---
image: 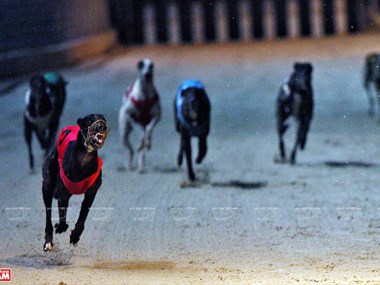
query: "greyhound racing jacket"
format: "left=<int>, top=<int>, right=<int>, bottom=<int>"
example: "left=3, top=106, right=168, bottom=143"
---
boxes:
left=125, top=84, right=159, bottom=126
left=57, top=125, right=103, bottom=195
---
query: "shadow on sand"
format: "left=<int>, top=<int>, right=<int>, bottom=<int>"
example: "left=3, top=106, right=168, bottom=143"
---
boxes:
left=210, top=180, right=268, bottom=190
left=323, top=160, right=377, bottom=168
left=1, top=251, right=73, bottom=269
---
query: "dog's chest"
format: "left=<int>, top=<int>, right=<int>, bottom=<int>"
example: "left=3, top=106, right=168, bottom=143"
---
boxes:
left=25, top=89, right=54, bottom=130
left=123, top=81, right=159, bottom=125
left=292, top=92, right=302, bottom=118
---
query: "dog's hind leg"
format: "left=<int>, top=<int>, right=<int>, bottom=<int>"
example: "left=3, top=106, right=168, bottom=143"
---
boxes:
left=196, top=136, right=207, bottom=164
left=42, top=151, right=58, bottom=251
left=137, top=135, right=146, bottom=173
left=24, top=117, right=35, bottom=174
left=42, top=180, right=54, bottom=251
left=120, top=119, right=134, bottom=170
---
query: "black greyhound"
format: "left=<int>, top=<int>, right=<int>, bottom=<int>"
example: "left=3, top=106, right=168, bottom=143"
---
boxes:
left=364, top=53, right=380, bottom=118
left=42, top=114, right=109, bottom=251
left=174, top=80, right=211, bottom=181
left=276, top=63, right=314, bottom=164
left=24, top=72, right=67, bottom=173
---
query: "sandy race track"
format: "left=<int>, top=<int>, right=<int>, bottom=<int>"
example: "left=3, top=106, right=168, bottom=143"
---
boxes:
left=1, top=33, right=380, bottom=284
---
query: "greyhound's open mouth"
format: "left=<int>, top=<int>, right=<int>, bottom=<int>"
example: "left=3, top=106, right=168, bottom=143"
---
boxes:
left=83, top=119, right=110, bottom=151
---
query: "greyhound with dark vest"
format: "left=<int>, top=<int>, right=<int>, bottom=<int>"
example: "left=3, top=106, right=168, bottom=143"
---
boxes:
left=24, top=72, right=67, bottom=174
left=119, top=59, right=161, bottom=172
left=174, top=80, right=211, bottom=181
left=276, top=63, right=314, bottom=164
left=42, top=114, right=109, bottom=251
left=364, top=53, right=380, bottom=118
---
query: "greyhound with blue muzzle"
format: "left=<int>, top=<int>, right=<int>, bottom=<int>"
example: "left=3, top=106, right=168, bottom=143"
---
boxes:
left=174, top=80, right=211, bottom=181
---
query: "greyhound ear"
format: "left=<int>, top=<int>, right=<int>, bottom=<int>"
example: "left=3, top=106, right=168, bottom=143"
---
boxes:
left=294, top=63, right=302, bottom=71
left=77, top=118, right=83, bottom=126
left=137, top=60, right=144, bottom=70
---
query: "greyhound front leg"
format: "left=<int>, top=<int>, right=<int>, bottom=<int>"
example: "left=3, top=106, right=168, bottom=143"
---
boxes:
left=183, top=135, right=195, bottom=181
left=55, top=193, right=70, bottom=234
left=277, top=120, right=288, bottom=162
left=196, top=136, right=207, bottom=164
left=24, top=118, right=34, bottom=174
left=290, top=123, right=304, bottom=165
left=143, top=115, right=160, bottom=150
left=177, top=138, right=184, bottom=167
left=42, top=180, right=54, bottom=251
left=137, top=138, right=146, bottom=173
left=70, top=190, right=97, bottom=245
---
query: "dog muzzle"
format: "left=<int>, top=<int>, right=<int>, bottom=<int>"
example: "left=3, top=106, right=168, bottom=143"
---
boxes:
left=82, top=119, right=110, bottom=152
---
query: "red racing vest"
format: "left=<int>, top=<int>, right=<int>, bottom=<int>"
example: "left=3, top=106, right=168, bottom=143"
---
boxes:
left=57, top=125, right=103, bottom=195
left=125, top=84, right=158, bottom=126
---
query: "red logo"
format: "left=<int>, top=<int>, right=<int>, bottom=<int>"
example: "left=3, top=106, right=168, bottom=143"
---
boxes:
left=0, top=269, right=11, bottom=282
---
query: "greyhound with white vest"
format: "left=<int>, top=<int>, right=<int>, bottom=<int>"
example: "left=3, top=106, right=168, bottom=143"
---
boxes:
left=118, top=59, right=161, bottom=172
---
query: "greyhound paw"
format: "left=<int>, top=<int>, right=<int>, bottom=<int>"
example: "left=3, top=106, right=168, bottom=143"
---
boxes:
left=137, top=142, right=144, bottom=152
left=43, top=242, right=54, bottom=252
left=54, top=223, right=69, bottom=234
left=127, top=163, right=134, bottom=171
left=195, top=156, right=204, bottom=164
left=177, top=157, right=183, bottom=167
left=189, top=172, right=196, bottom=182
left=273, top=155, right=287, bottom=164
left=70, top=232, right=80, bottom=245
left=137, top=167, right=146, bottom=174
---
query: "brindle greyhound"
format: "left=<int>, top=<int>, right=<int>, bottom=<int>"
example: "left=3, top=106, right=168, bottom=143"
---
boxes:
left=174, top=80, right=211, bottom=181
left=276, top=63, right=314, bottom=164
left=119, top=59, right=161, bottom=172
left=364, top=53, right=380, bottom=118
left=24, top=72, right=67, bottom=174
left=42, top=114, right=109, bottom=251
